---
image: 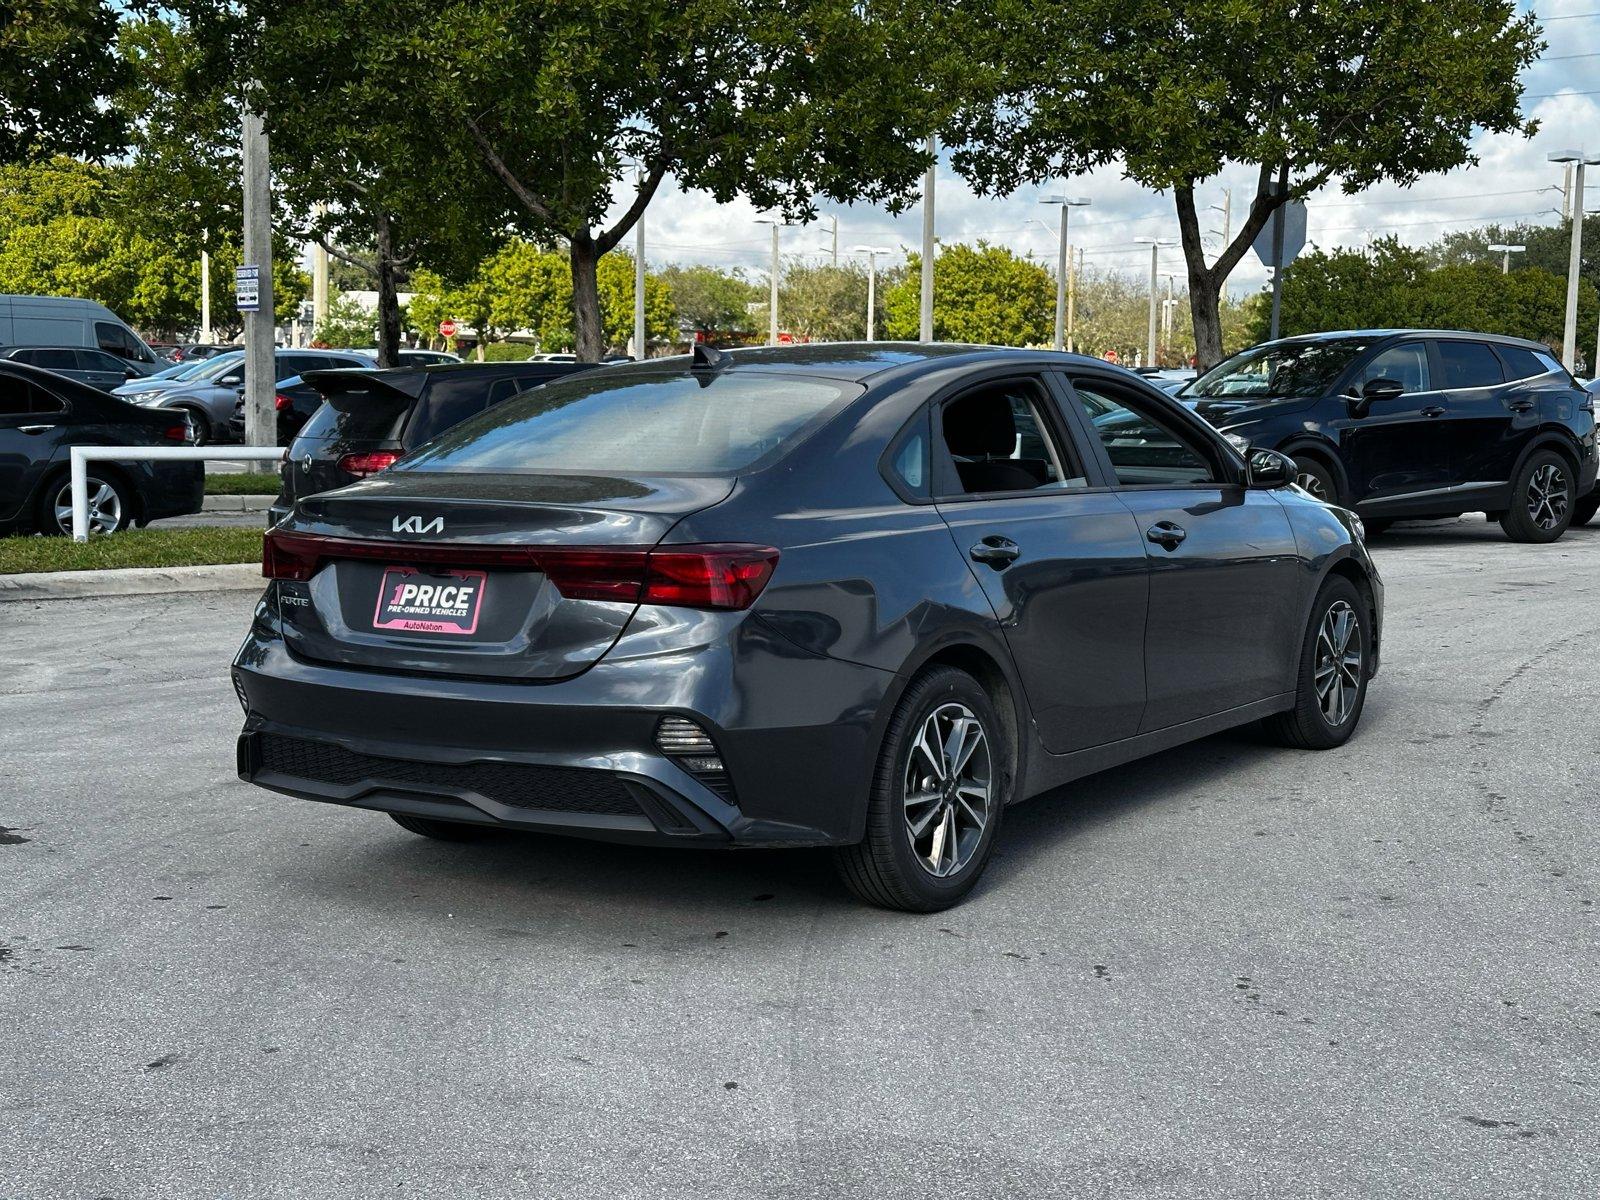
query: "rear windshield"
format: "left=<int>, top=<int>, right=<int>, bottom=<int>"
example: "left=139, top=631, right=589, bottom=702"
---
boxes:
left=398, top=370, right=856, bottom=475
left=296, top=385, right=410, bottom=444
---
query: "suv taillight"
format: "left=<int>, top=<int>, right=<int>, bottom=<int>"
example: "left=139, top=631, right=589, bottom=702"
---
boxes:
left=163, top=421, right=192, bottom=443
left=261, top=532, right=779, bottom=610
left=336, top=451, right=400, bottom=477
left=273, top=393, right=292, bottom=411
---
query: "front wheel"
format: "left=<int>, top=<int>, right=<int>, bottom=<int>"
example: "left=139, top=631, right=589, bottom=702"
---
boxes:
left=1293, top=458, right=1340, bottom=505
left=1262, top=574, right=1371, bottom=750
left=1499, top=449, right=1573, bottom=543
left=834, top=667, right=1009, bottom=912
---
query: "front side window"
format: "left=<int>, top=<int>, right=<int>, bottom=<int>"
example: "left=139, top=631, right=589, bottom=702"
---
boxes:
left=1437, top=341, right=1504, bottom=390
left=938, top=379, right=1081, bottom=496
left=1357, top=343, right=1431, bottom=394
left=1072, top=380, right=1221, bottom=486
left=1189, top=338, right=1372, bottom=400
left=400, top=370, right=855, bottom=475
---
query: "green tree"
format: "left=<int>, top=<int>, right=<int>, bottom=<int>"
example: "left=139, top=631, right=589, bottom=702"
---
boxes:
left=656, top=265, right=763, bottom=337
left=1, top=0, right=127, bottom=165
left=313, top=294, right=377, bottom=349
left=882, top=243, right=1053, bottom=346
left=1432, top=216, right=1600, bottom=298
left=780, top=262, right=872, bottom=341
left=192, top=0, right=951, bottom=361
left=942, top=0, right=1541, bottom=366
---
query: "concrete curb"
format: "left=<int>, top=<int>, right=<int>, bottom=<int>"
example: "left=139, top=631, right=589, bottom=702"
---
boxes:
left=202, top=495, right=271, bottom=512
left=0, top=562, right=264, bottom=603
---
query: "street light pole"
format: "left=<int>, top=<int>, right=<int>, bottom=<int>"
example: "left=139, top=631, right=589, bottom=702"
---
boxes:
left=634, top=169, right=647, bottom=361
left=1067, top=247, right=1082, bottom=353
left=1487, top=243, right=1526, bottom=275
left=241, top=109, right=275, bottom=470
left=756, top=219, right=785, bottom=346
left=1134, top=237, right=1174, bottom=367
left=1549, top=150, right=1597, bottom=371
left=200, top=240, right=212, bottom=344
left=1039, top=195, right=1090, bottom=351
left=852, top=246, right=892, bottom=342
left=920, top=135, right=935, bottom=343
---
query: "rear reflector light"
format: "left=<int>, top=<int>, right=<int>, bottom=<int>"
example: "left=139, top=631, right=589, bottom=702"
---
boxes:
left=337, top=451, right=400, bottom=477
left=261, top=532, right=779, bottom=610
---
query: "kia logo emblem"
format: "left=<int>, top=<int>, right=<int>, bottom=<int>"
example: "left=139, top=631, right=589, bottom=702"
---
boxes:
left=393, top=515, right=445, bottom=534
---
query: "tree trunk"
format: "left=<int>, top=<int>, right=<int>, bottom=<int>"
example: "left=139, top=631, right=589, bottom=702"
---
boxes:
left=569, top=233, right=604, bottom=362
left=374, top=213, right=402, bottom=368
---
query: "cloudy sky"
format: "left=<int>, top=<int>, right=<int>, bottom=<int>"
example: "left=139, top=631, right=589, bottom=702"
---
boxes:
left=623, top=0, right=1600, bottom=297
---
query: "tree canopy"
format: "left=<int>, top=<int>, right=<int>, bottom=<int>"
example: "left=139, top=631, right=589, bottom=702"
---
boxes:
left=0, top=0, right=127, bottom=166
left=883, top=243, right=1053, bottom=346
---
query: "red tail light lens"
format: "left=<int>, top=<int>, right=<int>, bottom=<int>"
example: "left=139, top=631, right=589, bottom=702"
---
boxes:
left=163, top=423, right=192, bottom=443
left=261, top=532, right=779, bottom=610
left=337, top=451, right=401, bottom=477
left=273, top=392, right=292, bottom=411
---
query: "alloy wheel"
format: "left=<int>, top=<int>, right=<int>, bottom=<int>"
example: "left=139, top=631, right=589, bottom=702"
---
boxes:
left=1295, top=470, right=1330, bottom=501
left=903, top=702, right=992, bottom=878
left=1314, top=600, right=1363, bottom=727
left=53, top=477, right=123, bottom=535
left=1526, top=462, right=1569, bottom=531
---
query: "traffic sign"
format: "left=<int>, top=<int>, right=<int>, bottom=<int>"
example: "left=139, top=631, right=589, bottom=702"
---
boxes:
left=234, top=265, right=260, bottom=312
left=1253, top=202, right=1307, bottom=269
left=438, top=319, right=457, bottom=338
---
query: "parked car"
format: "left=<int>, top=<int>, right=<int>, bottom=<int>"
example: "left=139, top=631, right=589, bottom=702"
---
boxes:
left=0, top=361, right=201, bottom=536
left=0, top=295, right=164, bottom=371
left=114, top=351, right=242, bottom=400
left=396, top=349, right=461, bottom=366
left=233, top=342, right=1381, bottom=911
left=528, top=352, right=579, bottom=363
left=1182, top=330, right=1598, bottom=542
left=0, top=345, right=156, bottom=390
left=264, top=360, right=593, bottom=522
left=122, top=348, right=371, bottom=445
left=179, top=344, right=237, bottom=362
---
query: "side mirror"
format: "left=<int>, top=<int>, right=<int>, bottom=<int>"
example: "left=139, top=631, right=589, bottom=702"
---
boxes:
left=1246, top=448, right=1296, bottom=489
left=1350, top=376, right=1403, bottom=417
left=219, top=373, right=242, bottom=387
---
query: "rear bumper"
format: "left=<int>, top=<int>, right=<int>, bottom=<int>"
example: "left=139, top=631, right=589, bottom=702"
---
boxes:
left=135, top=460, right=204, bottom=522
left=231, top=609, right=895, bottom=848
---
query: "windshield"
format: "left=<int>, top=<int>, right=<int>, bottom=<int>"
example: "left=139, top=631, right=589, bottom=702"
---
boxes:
left=186, top=352, right=245, bottom=381
left=400, top=370, right=855, bottom=476
left=1187, top=339, right=1372, bottom=400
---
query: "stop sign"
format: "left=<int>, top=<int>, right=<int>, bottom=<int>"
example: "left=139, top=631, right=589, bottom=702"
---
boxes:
left=439, top=319, right=457, bottom=338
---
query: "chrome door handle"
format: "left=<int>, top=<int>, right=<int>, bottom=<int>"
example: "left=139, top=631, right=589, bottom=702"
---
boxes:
left=1145, top=521, right=1187, bottom=549
left=18, top=424, right=56, bottom=434
left=969, top=535, right=1020, bottom=568
left=1508, top=400, right=1534, bottom=413
left=1420, top=406, right=1446, bottom=418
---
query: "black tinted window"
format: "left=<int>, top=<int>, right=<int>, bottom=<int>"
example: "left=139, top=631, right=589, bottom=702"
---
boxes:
left=32, top=349, right=77, bottom=370
left=1357, top=343, right=1431, bottom=394
left=0, top=376, right=64, bottom=415
left=1437, top=342, right=1504, bottom=389
left=1496, top=345, right=1552, bottom=382
left=1190, top=339, right=1371, bottom=399
left=1073, top=379, right=1221, bottom=486
left=296, top=387, right=409, bottom=444
left=94, top=321, right=140, bottom=359
left=405, top=375, right=521, bottom=448
left=402, top=371, right=853, bottom=475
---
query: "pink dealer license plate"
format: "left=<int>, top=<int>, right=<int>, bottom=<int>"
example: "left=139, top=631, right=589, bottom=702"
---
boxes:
left=373, top=567, right=487, bottom=636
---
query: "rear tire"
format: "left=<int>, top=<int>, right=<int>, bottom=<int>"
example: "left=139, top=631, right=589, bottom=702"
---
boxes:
left=38, top=471, right=133, bottom=536
left=1262, top=574, right=1370, bottom=751
left=1499, top=449, right=1573, bottom=543
left=388, top=812, right=500, bottom=842
left=1293, top=457, right=1340, bottom=505
left=1570, top=493, right=1600, bottom=528
left=834, top=666, right=1009, bottom=912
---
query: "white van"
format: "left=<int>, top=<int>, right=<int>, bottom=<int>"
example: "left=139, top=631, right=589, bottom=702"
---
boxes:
left=0, top=295, right=162, bottom=370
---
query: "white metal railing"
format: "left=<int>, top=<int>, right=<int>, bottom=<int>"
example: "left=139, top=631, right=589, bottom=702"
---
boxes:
left=69, top=446, right=285, bottom=542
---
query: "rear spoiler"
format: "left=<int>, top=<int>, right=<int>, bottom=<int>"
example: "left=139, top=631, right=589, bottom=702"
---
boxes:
left=300, top=368, right=428, bottom=405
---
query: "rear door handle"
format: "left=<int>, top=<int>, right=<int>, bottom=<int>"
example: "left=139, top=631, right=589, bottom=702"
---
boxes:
left=1420, top=406, right=1446, bottom=418
left=18, top=424, right=56, bottom=434
left=1145, top=521, right=1187, bottom=549
left=969, top=535, right=1020, bottom=568
left=1508, top=400, right=1534, bottom=413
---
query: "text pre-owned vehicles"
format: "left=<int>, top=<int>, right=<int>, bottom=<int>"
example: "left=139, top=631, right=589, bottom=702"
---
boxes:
left=0, top=345, right=156, bottom=390
left=233, top=343, right=1382, bottom=911
left=264, top=360, right=594, bottom=524
left=1184, top=331, right=1597, bottom=542
left=0, top=361, right=201, bottom=536
left=125, top=348, right=372, bottom=445
left=0, top=295, right=163, bottom=373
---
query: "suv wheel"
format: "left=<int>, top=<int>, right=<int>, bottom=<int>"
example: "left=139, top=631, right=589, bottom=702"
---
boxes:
left=1263, top=574, right=1370, bottom=750
left=1500, top=449, right=1573, bottom=543
left=41, top=472, right=132, bottom=536
left=835, top=667, right=1008, bottom=912
left=1294, top=458, right=1339, bottom=504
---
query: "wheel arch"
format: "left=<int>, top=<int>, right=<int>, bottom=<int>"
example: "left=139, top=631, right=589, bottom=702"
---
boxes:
left=1312, top=550, right=1380, bottom=675
left=1278, top=437, right=1350, bottom=503
left=1510, top=428, right=1582, bottom=487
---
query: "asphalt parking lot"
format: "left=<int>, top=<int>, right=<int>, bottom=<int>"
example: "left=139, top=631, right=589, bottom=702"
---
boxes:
left=3, top=518, right=1597, bottom=1198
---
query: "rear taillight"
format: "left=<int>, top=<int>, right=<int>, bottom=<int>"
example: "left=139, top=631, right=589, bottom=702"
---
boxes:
left=163, top=422, right=192, bottom=443
left=261, top=532, right=779, bottom=610
left=337, top=451, right=400, bottom=477
left=274, top=393, right=292, bottom=411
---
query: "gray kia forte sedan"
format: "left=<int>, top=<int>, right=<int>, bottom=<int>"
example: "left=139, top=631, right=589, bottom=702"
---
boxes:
left=233, top=343, right=1382, bottom=910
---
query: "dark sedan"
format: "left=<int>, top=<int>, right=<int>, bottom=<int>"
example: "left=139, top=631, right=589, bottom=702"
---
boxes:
left=233, top=343, right=1382, bottom=911
left=0, top=361, right=202, bottom=536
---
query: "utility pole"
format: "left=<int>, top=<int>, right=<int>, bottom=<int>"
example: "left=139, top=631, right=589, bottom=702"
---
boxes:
left=1163, top=274, right=1176, bottom=349
left=757, top=218, right=784, bottom=346
left=241, top=110, right=275, bottom=470
left=1066, top=247, right=1081, bottom=353
left=311, top=202, right=329, bottom=345
left=199, top=238, right=212, bottom=344
left=829, top=215, right=838, bottom=267
left=920, top=135, right=935, bottom=343
left=1134, top=238, right=1174, bottom=366
left=634, top=169, right=647, bottom=361
left=1039, top=195, right=1090, bottom=351
left=1549, top=150, right=1595, bottom=371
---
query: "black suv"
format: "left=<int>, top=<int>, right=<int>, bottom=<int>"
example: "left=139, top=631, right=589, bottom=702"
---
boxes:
left=267, top=360, right=592, bottom=525
left=1184, top=331, right=1598, bottom=542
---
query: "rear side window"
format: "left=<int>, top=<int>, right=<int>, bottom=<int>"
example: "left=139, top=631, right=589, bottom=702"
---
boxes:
left=401, top=371, right=855, bottom=475
left=1437, top=341, right=1504, bottom=389
left=1496, top=345, right=1555, bottom=382
left=1357, top=343, right=1430, bottom=394
left=405, top=375, right=522, bottom=448
left=0, top=376, right=65, bottom=415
